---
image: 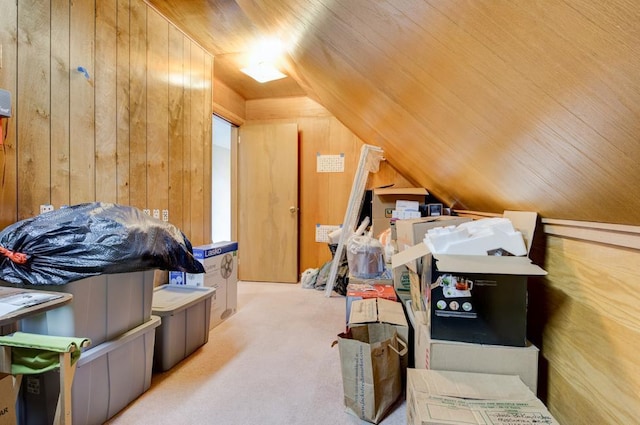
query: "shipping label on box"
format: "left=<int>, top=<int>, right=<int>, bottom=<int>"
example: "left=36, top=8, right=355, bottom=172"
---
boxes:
left=407, top=369, right=558, bottom=425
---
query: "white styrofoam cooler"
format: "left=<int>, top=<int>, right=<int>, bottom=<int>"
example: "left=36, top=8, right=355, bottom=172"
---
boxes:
left=152, top=284, right=215, bottom=371
left=18, top=316, right=160, bottom=425
left=17, top=270, right=155, bottom=347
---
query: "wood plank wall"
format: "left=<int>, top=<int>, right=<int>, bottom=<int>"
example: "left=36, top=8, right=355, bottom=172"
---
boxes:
left=4, top=2, right=638, bottom=423
left=0, top=0, right=213, bottom=247
left=528, top=225, right=640, bottom=424
left=245, top=97, right=414, bottom=273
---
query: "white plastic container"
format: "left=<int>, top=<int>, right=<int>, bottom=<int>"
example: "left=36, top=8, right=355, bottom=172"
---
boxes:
left=18, top=270, right=155, bottom=347
left=152, top=284, right=215, bottom=371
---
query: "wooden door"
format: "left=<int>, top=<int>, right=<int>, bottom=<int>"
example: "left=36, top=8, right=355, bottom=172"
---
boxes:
left=238, top=122, right=299, bottom=282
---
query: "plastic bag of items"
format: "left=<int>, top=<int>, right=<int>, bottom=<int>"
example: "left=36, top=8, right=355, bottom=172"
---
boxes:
left=0, top=202, right=205, bottom=285
left=346, top=234, right=385, bottom=279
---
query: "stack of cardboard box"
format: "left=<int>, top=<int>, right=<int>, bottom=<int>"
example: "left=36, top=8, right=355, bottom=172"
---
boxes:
left=391, top=212, right=546, bottom=394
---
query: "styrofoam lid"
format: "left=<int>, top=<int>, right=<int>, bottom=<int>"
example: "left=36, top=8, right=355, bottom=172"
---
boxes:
left=434, top=254, right=547, bottom=275
left=152, top=284, right=215, bottom=315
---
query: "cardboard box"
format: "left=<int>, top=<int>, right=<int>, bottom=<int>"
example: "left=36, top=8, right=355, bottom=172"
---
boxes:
left=0, top=374, right=16, bottom=425
left=371, top=188, right=427, bottom=236
left=392, top=248, right=429, bottom=322
left=395, top=216, right=472, bottom=253
left=349, top=297, right=410, bottom=376
left=348, top=297, right=408, bottom=348
left=429, top=254, right=545, bottom=346
left=392, top=212, right=546, bottom=346
left=406, top=369, right=559, bottom=425
left=345, top=281, right=396, bottom=324
left=406, top=300, right=539, bottom=393
left=347, top=274, right=393, bottom=287
left=170, top=241, right=238, bottom=329
left=392, top=264, right=411, bottom=292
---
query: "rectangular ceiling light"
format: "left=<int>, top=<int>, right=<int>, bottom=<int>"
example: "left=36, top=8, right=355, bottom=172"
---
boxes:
left=241, top=62, right=287, bottom=83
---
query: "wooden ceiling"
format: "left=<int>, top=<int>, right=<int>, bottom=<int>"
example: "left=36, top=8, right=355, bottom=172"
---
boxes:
left=147, top=0, right=640, bottom=226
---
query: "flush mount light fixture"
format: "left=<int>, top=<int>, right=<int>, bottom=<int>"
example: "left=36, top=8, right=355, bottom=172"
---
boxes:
left=240, top=61, right=287, bottom=83
left=240, top=37, right=288, bottom=83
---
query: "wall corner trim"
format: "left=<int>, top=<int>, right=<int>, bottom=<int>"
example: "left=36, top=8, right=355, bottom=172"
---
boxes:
left=542, top=218, right=640, bottom=250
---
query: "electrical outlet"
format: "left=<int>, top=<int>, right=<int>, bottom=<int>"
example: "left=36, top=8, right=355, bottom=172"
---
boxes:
left=153, top=209, right=160, bottom=219
left=162, top=209, right=169, bottom=222
left=143, top=209, right=151, bottom=215
left=40, top=204, right=54, bottom=214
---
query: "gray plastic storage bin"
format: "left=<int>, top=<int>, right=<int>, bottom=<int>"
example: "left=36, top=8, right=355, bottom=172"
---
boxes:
left=152, top=284, right=215, bottom=371
left=18, top=315, right=160, bottom=425
left=18, top=270, right=155, bottom=347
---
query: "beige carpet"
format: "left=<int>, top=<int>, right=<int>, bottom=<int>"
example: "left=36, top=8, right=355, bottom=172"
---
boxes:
left=105, top=281, right=407, bottom=425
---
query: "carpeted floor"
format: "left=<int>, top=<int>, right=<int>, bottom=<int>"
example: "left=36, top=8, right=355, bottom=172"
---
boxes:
left=105, top=281, right=407, bottom=425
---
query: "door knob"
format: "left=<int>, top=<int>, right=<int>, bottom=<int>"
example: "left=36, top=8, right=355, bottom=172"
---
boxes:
left=289, top=206, right=298, bottom=213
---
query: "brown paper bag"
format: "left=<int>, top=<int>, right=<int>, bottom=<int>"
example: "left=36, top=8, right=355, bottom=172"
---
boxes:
left=337, top=322, right=408, bottom=424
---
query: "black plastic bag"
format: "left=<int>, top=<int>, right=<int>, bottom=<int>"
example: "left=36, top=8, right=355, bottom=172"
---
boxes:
left=0, top=202, right=205, bottom=286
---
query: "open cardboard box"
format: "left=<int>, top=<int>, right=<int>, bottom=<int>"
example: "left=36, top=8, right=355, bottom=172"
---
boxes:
left=405, top=299, right=539, bottom=394
left=345, top=280, right=396, bottom=324
left=391, top=211, right=546, bottom=346
left=406, top=369, right=559, bottom=425
left=348, top=297, right=410, bottom=374
left=348, top=297, right=408, bottom=345
left=371, top=187, right=428, bottom=237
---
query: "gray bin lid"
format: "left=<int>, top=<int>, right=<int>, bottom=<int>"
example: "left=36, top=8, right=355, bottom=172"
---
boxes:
left=152, top=284, right=215, bottom=316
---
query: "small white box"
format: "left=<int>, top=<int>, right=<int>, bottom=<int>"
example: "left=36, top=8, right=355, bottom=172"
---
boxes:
left=395, top=200, right=420, bottom=212
left=169, top=241, right=238, bottom=329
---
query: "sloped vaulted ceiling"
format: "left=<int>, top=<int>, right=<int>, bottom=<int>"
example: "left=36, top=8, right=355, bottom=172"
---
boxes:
left=149, top=0, right=640, bottom=225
